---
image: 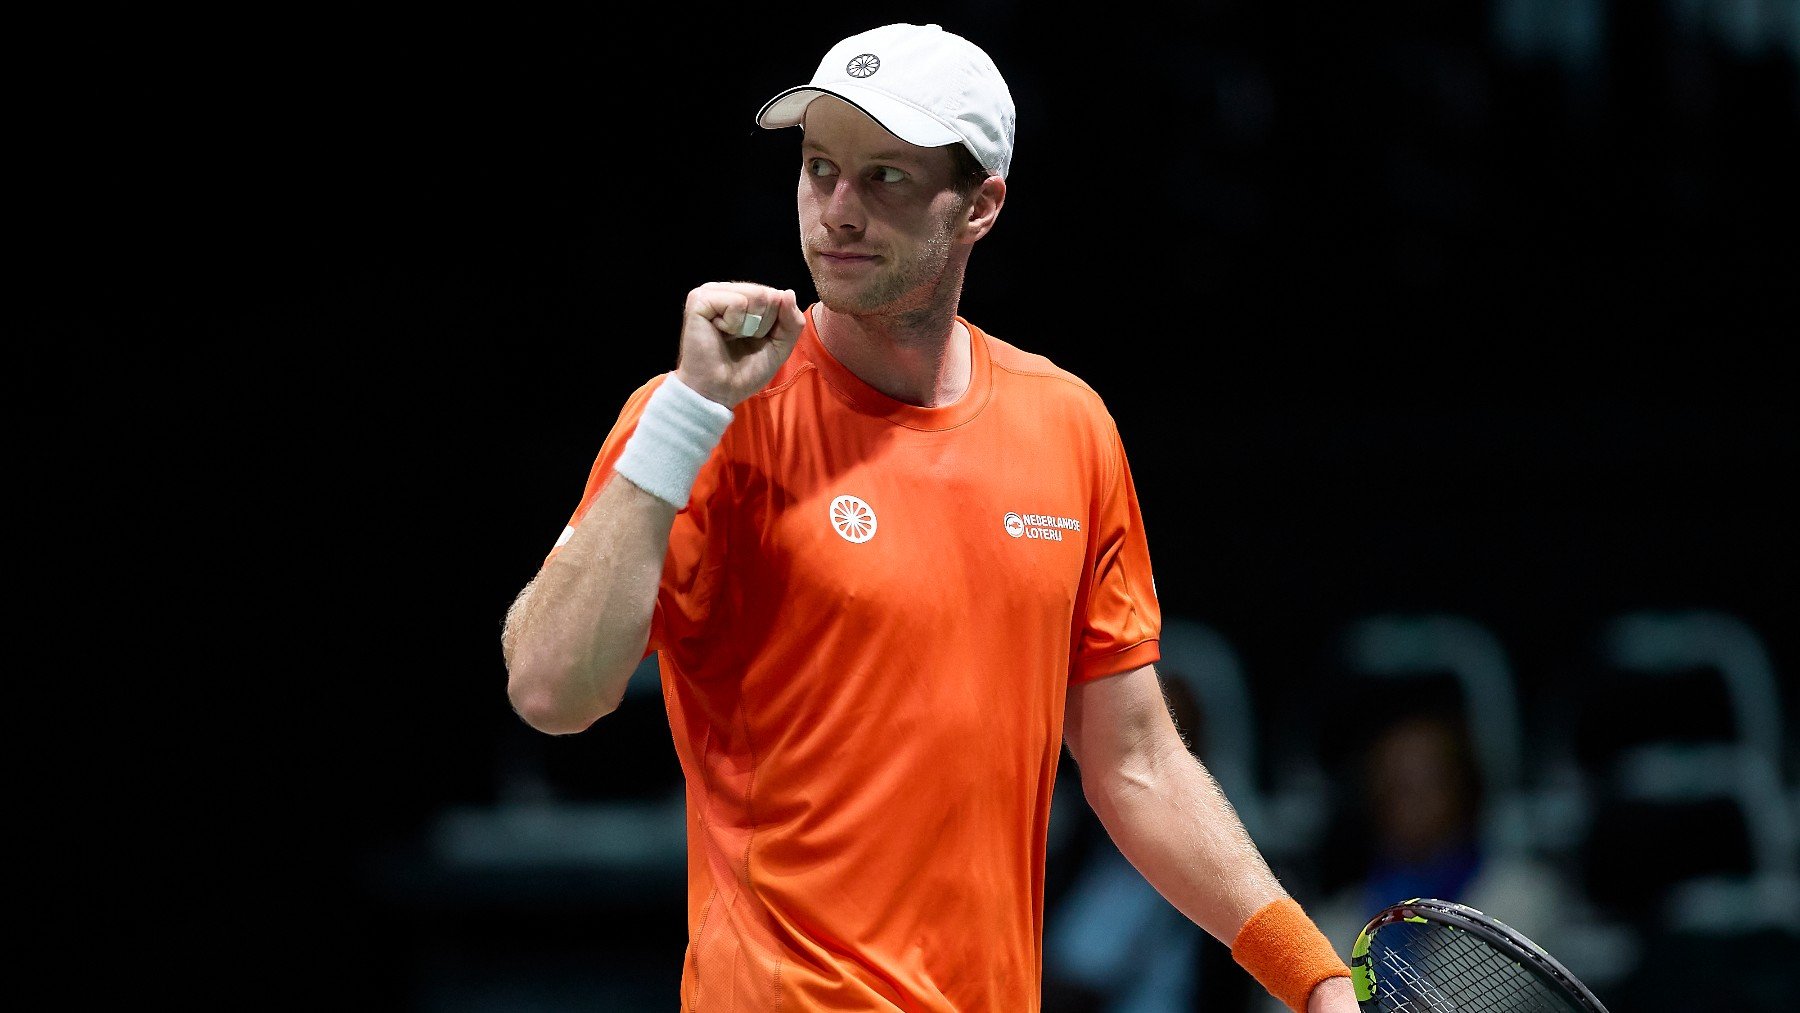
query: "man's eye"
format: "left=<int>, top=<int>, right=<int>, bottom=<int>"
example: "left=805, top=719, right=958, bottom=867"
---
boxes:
left=873, top=166, right=905, bottom=183
left=807, top=158, right=837, bottom=178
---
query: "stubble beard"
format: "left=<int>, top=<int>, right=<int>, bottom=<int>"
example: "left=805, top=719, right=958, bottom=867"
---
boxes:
left=806, top=211, right=961, bottom=319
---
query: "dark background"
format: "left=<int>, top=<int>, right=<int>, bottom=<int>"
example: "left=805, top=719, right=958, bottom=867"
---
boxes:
left=21, top=3, right=1794, bottom=1010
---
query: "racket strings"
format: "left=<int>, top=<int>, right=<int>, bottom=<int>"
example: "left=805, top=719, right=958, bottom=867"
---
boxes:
left=1369, top=922, right=1584, bottom=1013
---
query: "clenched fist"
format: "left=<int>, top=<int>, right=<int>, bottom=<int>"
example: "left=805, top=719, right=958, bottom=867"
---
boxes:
left=675, top=282, right=808, bottom=408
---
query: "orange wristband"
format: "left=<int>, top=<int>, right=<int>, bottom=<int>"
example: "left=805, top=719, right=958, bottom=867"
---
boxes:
left=1230, top=896, right=1352, bottom=1013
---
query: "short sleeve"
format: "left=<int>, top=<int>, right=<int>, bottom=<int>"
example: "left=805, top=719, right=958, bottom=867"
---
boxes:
left=542, top=372, right=733, bottom=661
left=1069, top=419, right=1161, bottom=683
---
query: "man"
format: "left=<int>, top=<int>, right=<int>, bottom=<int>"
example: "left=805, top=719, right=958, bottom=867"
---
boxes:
left=502, top=22, right=1355, bottom=1012
left=1309, top=710, right=1569, bottom=967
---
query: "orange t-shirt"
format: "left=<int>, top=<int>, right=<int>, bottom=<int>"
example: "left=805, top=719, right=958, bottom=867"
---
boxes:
left=553, top=308, right=1161, bottom=1011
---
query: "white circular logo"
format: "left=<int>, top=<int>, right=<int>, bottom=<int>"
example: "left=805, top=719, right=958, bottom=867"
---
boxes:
left=846, top=53, right=880, bottom=78
left=831, top=495, right=877, bottom=543
left=1003, top=512, right=1025, bottom=538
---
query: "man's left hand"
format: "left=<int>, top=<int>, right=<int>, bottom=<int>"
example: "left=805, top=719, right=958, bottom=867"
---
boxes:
left=1307, top=974, right=1360, bottom=1013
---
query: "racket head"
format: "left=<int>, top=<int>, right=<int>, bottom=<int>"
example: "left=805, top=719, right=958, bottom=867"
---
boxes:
left=1350, top=897, right=1610, bottom=1013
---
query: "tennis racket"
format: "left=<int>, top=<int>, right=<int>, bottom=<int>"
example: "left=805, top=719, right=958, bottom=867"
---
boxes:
left=1349, top=897, right=1610, bottom=1012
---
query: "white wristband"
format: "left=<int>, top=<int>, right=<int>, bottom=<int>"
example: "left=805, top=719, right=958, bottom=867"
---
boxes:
left=613, top=374, right=735, bottom=508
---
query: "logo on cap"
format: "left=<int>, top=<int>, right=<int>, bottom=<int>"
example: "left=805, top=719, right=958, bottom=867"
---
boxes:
left=846, top=53, right=880, bottom=78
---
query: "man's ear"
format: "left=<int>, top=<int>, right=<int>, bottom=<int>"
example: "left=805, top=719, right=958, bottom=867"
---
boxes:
left=965, top=175, right=1007, bottom=241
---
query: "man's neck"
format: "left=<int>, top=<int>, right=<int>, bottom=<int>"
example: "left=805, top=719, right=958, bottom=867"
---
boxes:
left=815, top=303, right=971, bottom=408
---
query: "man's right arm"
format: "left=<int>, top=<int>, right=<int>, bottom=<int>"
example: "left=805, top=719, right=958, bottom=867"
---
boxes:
left=501, top=281, right=806, bottom=735
left=501, top=473, right=677, bottom=734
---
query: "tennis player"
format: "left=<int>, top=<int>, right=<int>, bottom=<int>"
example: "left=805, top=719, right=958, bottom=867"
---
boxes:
left=502, top=22, right=1355, bottom=1013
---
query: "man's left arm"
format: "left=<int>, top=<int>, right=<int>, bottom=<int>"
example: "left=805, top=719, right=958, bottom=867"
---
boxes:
left=1063, top=663, right=1357, bottom=1013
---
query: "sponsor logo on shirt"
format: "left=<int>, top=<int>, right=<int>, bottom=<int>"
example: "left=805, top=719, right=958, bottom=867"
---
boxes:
left=1003, top=511, right=1081, bottom=542
left=831, top=494, right=877, bottom=543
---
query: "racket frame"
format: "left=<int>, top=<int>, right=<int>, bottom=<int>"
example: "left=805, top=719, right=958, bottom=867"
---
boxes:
left=1350, top=896, right=1610, bottom=1013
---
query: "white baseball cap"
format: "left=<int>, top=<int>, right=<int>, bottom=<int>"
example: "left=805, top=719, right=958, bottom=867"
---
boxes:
left=755, top=23, right=1016, bottom=179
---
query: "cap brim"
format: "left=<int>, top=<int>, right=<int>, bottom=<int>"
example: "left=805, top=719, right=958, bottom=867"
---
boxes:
left=755, top=84, right=962, bottom=150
